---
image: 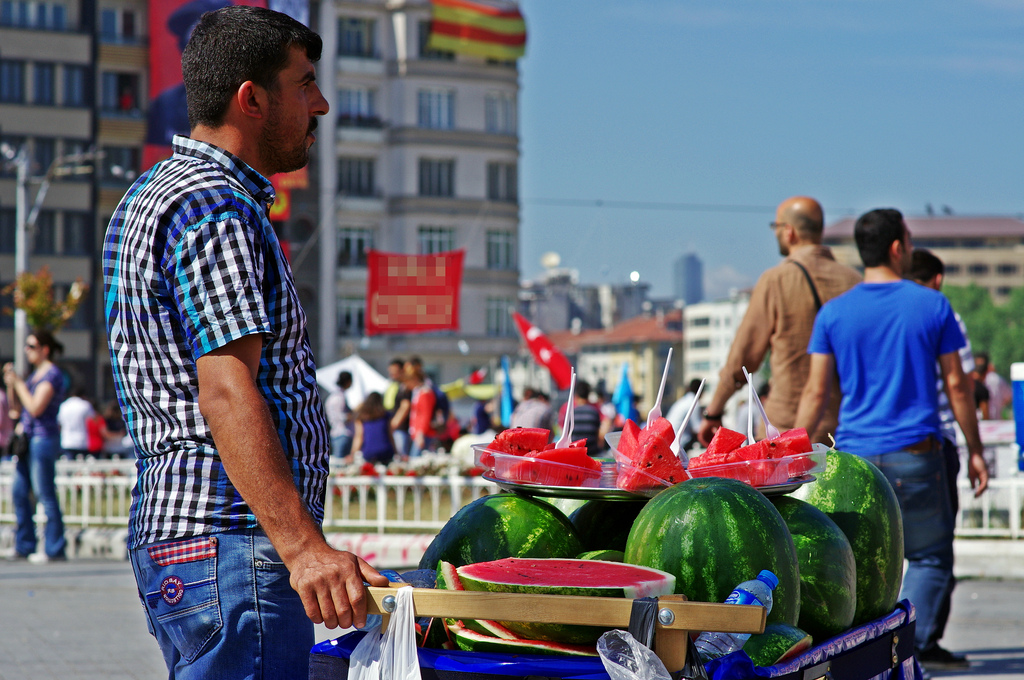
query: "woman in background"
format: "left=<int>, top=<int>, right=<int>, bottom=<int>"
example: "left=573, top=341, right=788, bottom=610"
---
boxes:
left=350, top=392, right=396, bottom=465
left=5, top=330, right=67, bottom=562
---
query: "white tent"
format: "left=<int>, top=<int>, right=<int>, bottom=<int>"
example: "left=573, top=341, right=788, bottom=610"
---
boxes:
left=315, top=354, right=390, bottom=410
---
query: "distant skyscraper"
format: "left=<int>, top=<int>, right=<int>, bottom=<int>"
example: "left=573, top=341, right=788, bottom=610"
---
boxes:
left=674, top=253, right=704, bottom=305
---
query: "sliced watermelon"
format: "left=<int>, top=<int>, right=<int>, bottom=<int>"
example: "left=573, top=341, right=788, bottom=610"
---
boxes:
left=456, top=557, right=676, bottom=644
left=436, top=560, right=522, bottom=640
left=743, top=622, right=814, bottom=667
left=705, top=427, right=746, bottom=455
left=764, top=428, right=813, bottom=458
left=483, top=427, right=552, bottom=466
left=615, top=417, right=687, bottom=492
left=446, top=620, right=598, bottom=656
left=505, top=448, right=602, bottom=487
left=616, top=419, right=642, bottom=459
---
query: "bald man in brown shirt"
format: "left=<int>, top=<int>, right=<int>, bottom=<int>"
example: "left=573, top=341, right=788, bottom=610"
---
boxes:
left=698, top=196, right=861, bottom=445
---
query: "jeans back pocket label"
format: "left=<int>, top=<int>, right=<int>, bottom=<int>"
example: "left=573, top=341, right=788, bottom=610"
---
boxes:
left=160, top=576, right=185, bottom=605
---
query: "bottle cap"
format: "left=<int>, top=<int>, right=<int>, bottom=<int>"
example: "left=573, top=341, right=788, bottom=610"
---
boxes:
left=757, top=570, right=779, bottom=589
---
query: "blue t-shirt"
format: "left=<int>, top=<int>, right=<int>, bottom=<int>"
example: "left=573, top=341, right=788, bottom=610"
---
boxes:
left=22, top=363, right=65, bottom=439
left=807, top=280, right=965, bottom=455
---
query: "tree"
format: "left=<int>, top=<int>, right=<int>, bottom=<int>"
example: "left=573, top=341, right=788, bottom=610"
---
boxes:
left=945, top=284, right=1024, bottom=379
left=1, top=266, right=88, bottom=332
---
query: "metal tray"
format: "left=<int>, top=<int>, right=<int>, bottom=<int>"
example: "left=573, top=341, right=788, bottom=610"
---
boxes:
left=756, top=474, right=816, bottom=496
left=480, top=473, right=648, bottom=501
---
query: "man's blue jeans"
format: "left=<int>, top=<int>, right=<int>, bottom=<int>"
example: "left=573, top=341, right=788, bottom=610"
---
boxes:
left=13, top=434, right=66, bottom=558
left=862, top=441, right=954, bottom=652
left=130, top=529, right=313, bottom=680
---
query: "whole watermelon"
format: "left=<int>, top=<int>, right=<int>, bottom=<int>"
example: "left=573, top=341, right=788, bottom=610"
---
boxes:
left=624, top=477, right=800, bottom=626
left=771, top=496, right=856, bottom=639
left=569, top=499, right=648, bottom=552
left=419, top=493, right=583, bottom=569
left=794, top=449, right=904, bottom=625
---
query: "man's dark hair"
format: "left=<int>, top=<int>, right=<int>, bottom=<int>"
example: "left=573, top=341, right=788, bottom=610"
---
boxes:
left=337, top=371, right=352, bottom=389
left=854, top=208, right=906, bottom=268
left=687, top=378, right=702, bottom=394
left=182, top=5, right=322, bottom=129
left=389, top=358, right=404, bottom=368
left=575, top=379, right=592, bottom=401
left=976, top=352, right=990, bottom=373
left=907, top=249, right=944, bottom=284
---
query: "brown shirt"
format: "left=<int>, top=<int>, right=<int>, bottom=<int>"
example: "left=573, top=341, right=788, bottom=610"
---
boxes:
left=713, top=245, right=861, bottom=443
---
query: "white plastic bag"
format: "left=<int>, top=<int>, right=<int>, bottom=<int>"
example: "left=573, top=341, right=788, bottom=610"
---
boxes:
left=348, top=586, right=420, bottom=680
left=598, top=629, right=673, bottom=680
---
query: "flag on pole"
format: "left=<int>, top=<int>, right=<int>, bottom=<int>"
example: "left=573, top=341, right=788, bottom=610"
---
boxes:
left=365, top=250, right=463, bottom=336
left=428, top=0, right=527, bottom=61
left=511, top=312, right=573, bottom=390
left=468, top=367, right=488, bottom=384
left=500, top=355, right=514, bottom=427
left=612, top=362, right=640, bottom=424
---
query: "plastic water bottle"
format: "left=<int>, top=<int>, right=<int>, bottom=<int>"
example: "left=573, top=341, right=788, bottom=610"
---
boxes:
left=693, top=570, right=779, bottom=661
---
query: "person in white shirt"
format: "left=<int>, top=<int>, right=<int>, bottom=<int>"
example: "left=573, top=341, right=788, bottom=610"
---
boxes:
left=57, top=387, right=96, bottom=459
left=665, top=379, right=705, bottom=452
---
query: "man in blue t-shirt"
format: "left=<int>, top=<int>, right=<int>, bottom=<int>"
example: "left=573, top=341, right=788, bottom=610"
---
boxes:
left=795, top=208, right=988, bottom=665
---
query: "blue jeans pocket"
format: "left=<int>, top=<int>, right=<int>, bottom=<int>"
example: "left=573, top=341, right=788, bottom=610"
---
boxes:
left=139, top=536, right=223, bottom=663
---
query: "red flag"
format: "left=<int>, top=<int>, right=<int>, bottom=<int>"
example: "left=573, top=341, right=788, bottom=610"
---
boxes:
left=511, top=312, right=573, bottom=390
left=366, top=250, right=464, bottom=335
left=468, top=367, right=488, bottom=384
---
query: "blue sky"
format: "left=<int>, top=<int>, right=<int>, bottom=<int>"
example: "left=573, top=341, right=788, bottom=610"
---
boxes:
left=516, top=0, right=1024, bottom=300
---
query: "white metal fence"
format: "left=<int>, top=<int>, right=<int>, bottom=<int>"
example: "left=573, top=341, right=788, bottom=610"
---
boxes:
left=1, top=457, right=1023, bottom=538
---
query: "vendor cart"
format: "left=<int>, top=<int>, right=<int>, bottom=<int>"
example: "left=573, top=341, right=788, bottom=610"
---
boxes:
left=309, top=586, right=922, bottom=680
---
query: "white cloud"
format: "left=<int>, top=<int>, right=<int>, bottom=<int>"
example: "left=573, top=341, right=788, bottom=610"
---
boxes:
left=705, top=265, right=755, bottom=302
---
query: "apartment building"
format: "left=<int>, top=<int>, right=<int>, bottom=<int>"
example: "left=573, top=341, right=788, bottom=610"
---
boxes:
left=825, top=215, right=1024, bottom=305
left=681, top=291, right=750, bottom=424
left=312, top=0, right=523, bottom=383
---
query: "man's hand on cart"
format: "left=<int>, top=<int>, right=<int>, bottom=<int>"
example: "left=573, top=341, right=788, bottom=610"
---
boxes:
left=290, top=545, right=389, bottom=629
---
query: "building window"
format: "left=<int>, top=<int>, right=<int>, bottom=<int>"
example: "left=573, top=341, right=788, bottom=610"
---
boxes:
left=102, top=146, right=139, bottom=182
left=417, top=20, right=455, bottom=60
left=34, top=210, right=56, bottom=254
left=689, top=338, right=711, bottom=349
left=337, top=157, right=376, bottom=197
left=486, top=230, right=516, bottom=270
left=0, top=1, right=28, bottom=26
left=945, top=263, right=961, bottom=275
left=101, top=72, right=140, bottom=113
left=0, top=208, right=14, bottom=253
left=996, top=286, right=1012, bottom=297
left=62, top=211, right=91, bottom=255
left=63, top=64, right=87, bottom=106
left=968, top=263, right=989, bottom=275
left=0, top=59, right=26, bottom=103
left=486, top=162, right=517, bottom=202
left=418, top=226, right=454, bottom=254
left=997, top=264, right=1019, bottom=276
left=690, top=316, right=710, bottom=327
left=486, top=298, right=515, bottom=337
left=99, top=7, right=134, bottom=42
left=338, top=297, right=365, bottom=336
left=33, top=137, right=56, bottom=174
left=417, top=89, right=455, bottom=129
left=418, top=158, right=454, bottom=197
left=33, top=62, right=55, bottom=105
left=337, top=87, right=378, bottom=127
left=338, top=227, right=372, bottom=267
left=485, top=92, right=516, bottom=134
left=338, top=17, right=376, bottom=58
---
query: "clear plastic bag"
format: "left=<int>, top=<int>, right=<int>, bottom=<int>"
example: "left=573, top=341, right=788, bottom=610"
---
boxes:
left=597, top=629, right=673, bottom=680
left=348, top=586, right=420, bottom=680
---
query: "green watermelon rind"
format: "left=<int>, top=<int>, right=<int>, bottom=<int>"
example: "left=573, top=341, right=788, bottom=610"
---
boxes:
left=418, top=493, right=583, bottom=569
left=771, top=496, right=857, bottom=639
left=576, top=549, right=625, bottom=562
left=568, top=499, right=648, bottom=553
left=743, top=622, right=813, bottom=667
left=624, top=476, right=801, bottom=626
left=794, top=450, right=904, bottom=626
left=448, top=621, right=598, bottom=656
left=456, top=557, right=676, bottom=644
left=435, top=559, right=520, bottom=640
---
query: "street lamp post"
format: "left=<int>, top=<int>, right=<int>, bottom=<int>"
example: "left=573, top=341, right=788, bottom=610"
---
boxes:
left=2, top=143, right=100, bottom=374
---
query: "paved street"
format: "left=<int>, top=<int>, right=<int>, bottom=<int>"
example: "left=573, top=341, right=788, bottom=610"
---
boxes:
left=1, top=558, right=1022, bottom=679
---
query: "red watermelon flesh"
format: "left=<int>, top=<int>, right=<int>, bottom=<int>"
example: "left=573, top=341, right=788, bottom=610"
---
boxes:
left=504, top=449, right=602, bottom=487
left=705, top=427, right=746, bottom=455
left=616, top=419, right=642, bottom=459
left=616, top=418, right=687, bottom=492
left=483, top=427, right=552, bottom=466
left=764, top=428, right=812, bottom=458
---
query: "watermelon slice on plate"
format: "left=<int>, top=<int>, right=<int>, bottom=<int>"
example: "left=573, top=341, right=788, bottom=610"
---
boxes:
left=705, top=426, right=746, bottom=455
left=498, top=450, right=602, bottom=487
left=478, top=427, right=551, bottom=467
left=764, top=428, right=813, bottom=458
left=615, top=419, right=642, bottom=459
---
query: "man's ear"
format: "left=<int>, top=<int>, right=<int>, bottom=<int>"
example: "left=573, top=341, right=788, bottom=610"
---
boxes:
left=889, top=238, right=904, bottom=265
left=236, top=81, right=266, bottom=120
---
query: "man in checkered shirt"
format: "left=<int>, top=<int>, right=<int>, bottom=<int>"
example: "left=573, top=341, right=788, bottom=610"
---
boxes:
left=103, top=7, right=387, bottom=678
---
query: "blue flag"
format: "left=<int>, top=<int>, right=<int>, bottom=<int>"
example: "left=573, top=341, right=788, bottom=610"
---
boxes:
left=612, top=362, right=639, bottom=423
left=500, top=355, right=514, bottom=427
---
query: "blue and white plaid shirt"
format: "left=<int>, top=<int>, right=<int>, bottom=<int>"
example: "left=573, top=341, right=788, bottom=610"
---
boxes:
left=103, top=136, right=329, bottom=548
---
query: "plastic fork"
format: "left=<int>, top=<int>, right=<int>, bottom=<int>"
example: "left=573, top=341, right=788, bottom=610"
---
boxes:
left=553, top=370, right=577, bottom=449
left=670, top=377, right=705, bottom=457
left=742, top=366, right=781, bottom=440
left=646, top=347, right=674, bottom=429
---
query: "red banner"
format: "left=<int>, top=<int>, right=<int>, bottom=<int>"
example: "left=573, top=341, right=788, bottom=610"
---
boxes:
left=366, top=250, right=464, bottom=336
